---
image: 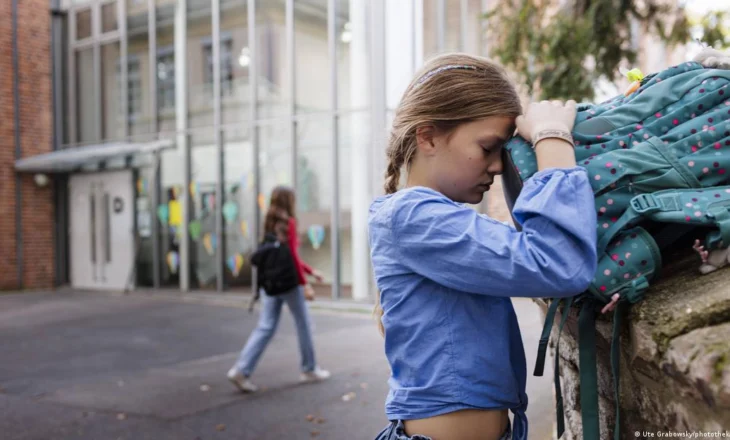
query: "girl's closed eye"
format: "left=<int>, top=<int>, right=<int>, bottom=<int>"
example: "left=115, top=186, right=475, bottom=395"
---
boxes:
left=481, top=143, right=503, bottom=155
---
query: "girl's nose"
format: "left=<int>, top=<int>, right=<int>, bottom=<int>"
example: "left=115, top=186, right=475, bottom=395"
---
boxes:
left=489, top=155, right=504, bottom=176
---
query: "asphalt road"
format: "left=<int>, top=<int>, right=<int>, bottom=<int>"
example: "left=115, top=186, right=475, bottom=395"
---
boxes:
left=0, top=291, right=556, bottom=440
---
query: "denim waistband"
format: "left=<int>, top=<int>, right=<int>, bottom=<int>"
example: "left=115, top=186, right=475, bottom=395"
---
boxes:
left=375, top=418, right=512, bottom=440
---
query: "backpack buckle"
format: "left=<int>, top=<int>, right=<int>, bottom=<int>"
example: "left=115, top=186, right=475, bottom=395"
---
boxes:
left=624, top=276, right=649, bottom=303
left=630, top=194, right=661, bottom=214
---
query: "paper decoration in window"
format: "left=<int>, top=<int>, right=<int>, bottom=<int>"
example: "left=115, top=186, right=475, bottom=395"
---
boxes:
left=308, top=225, right=325, bottom=250
left=223, top=201, right=238, bottom=224
left=189, top=182, right=198, bottom=199
left=166, top=251, right=179, bottom=274
left=203, top=233, right=217, bottom=256
left=204, top=194, right=216, bottom=211
left=227, top=254, right=245, bottom=277
left=157, top=204, right=169, bottom=224
left=168, top=200, right=182, bottom=226
left=240, top=173, right=254, bottom=191
left=136, top=178, right=147, bottom=196
left=189, top=220, right=202, bottom=241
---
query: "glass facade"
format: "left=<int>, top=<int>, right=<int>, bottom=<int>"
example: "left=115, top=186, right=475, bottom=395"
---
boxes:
left=60, top=0, right=487, bottom=300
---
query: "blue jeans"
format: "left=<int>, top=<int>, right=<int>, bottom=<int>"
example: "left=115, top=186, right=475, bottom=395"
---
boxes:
left=375, top=419, right=512, bottom=440
left=233, top=286, right=317, bottom=376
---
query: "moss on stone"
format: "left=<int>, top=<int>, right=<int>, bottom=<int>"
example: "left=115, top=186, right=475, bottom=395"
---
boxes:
left=712, top=352, right=728, bottom=385
left=630, top=253, right=730, bottom=354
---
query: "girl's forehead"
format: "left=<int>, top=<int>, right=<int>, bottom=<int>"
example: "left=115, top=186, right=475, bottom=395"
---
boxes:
left=461, top=116, right=515, bottom=139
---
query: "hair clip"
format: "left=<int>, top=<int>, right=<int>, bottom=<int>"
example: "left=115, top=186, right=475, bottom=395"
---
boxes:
left=414, top=64, right=478, bottom=88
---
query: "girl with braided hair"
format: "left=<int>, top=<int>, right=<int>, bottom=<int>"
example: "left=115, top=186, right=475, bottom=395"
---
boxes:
left=370, top=53, right=598, bottom=440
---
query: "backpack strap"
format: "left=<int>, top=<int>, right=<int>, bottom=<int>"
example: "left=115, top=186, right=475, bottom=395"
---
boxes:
left=578, top=300, right=600, bottom=440
left=610, top=300, right=627, bottom=440
left=596, top=193, right=661, bottom=255
left=534, top=298, right=563, bottom=376
left=622, top=276, right=650, bottom=304
left=642, top=187, right=730, bottom=249
left=706, top=205, right=730, bottom=249
left=597, top=186, right=730, bottom=255
left=576, top=299, right=628, bottom=440
left=554, top=296, right=573, bottom=439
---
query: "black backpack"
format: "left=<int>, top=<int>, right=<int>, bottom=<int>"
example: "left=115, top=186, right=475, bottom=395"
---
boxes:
left=250, top=233, right=299, bottom=296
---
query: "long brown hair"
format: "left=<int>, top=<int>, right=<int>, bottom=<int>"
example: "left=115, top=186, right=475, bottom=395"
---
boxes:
left=376, top=53, right=522, bottom=334
left=264, top=186, right=296, bottom=240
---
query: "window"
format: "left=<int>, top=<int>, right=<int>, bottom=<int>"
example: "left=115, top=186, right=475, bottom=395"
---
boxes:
left=203, top=37, right=234, bottom=96
left=76, top=8, right=92, bottom=40
left=101, top=2, right=118, bottom=33
left=157, top=48, right=175, bottom=111
left=116, top=57, right=142, bottom=121
left=127, top=57, right=143, bottom=118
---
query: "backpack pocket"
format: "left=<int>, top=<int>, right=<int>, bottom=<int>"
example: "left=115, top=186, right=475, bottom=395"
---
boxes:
left=592, top=136, right=701, bottom=197
left=589, top=226, right=661, bottom=303
left=592, top=137, right=705, bottom=250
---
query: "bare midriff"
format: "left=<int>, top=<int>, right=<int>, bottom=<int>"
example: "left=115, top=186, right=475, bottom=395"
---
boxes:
left=403, top=408, right=509, bottom=440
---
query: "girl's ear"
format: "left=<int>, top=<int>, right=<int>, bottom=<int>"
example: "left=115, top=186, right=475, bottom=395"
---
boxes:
left=416, top=125, right=435, bottom=149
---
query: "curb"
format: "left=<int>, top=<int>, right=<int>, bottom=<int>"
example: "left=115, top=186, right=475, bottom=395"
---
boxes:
left=124, top=290, right=376, bottom=316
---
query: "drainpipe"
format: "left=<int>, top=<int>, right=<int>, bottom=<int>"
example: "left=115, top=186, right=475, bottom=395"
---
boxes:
left=12, top=0, right=24, bottom=289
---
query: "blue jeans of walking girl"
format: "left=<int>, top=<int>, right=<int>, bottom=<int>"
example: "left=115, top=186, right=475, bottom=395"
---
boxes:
left=233, top=286, right=317, bottom=376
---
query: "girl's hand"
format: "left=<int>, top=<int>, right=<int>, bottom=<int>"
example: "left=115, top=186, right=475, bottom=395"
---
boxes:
left=303, top=284, right=316, bottom=301
left=311, top=270, right=325, bottom=283
left=693, top=46, right=730, bottom=70
left=516, top=100, right=577, bottom=143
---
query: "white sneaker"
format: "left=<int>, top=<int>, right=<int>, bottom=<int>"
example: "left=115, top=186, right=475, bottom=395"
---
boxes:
left=227, top=367, right=258, bottom=393
left=300, top=367, right=331, bottom=383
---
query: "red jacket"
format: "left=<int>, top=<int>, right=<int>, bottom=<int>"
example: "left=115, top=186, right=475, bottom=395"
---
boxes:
left=287, top=217, right=313, bottom=285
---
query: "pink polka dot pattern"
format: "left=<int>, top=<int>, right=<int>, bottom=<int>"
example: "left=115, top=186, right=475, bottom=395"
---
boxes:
left=593, top=227, right=658, bottom=300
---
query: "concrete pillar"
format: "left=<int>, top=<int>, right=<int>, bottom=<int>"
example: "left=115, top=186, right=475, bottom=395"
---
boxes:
left=350, top=0, right=424, bottom=301
left=349, top=0, right=371, bottom=301
left=175, top=0, right=189, bottom=291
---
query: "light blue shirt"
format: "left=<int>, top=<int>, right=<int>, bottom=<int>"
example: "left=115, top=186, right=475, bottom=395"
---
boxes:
left=368, top=167, right=598, bottom=440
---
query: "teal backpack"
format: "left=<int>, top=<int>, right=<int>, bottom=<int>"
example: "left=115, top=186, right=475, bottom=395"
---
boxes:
left=501, top=62, right=730, bottom=439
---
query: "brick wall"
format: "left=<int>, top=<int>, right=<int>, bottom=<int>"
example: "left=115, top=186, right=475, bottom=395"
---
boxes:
left=0, top=0, right=55, bottom=290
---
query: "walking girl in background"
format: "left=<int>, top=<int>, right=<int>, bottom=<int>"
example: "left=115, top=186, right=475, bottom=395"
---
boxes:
left=369, top=53, right=598, bottom=440
left=227, top=186, right=330, bottom=393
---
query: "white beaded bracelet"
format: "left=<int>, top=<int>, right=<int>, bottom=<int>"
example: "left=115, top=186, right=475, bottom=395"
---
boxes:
left=532, top=129, right=574, bottom=148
